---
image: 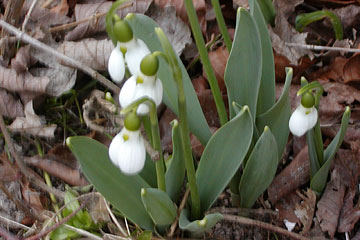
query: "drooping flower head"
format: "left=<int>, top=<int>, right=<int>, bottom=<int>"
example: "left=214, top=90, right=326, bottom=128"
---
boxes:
left=289, top=92, right=318, bottom=137
left=108, top=111, right=146, bottom=175
left=119, top=53, right=163, bottom=115
left=108, top=16, right=150, bottom=83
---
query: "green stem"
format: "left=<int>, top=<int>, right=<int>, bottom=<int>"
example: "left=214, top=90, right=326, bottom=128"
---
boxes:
left=149, top=103, right=166, bottom=192
left=184, top=0, right=228, bottom=126
left=155, top=28, right=201, bottom=220
left=211, top=0, right=232, bottom=51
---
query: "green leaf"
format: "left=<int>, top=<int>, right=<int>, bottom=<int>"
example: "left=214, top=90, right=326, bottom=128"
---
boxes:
left=125, top=14, right=211, bottom=145
left=165, top=120, right=185, bottom=202
left=239, top=127, right=278, bottom=208
left=310, top=107, right=351, bottom=194
left=105, top=0, right=130, bottom=45
left=138, top=231, right=152, bottom=240
left=67, top=136, right=154, bottom=230
left=256, top=0, right=276, bottom=26
left=256, top=67, right=293, bottom=158
left=179, top=208, right=223, bottom=235
left=141, top=188, right=177, bottom=226
left=50, top=225, right=78, bottom=240
left=224, top=8, right=262, bottom=119
left=196, top=107, right=253, bottom=213
left=307, top=128, right=321, bottom=178
left=140, top=154, right=157, bottom=188
left=249, top=0, right=275, bottom=115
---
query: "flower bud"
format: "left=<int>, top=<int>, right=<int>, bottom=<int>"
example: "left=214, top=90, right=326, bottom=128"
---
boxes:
left=113, top=19, right=133, bottom=43
left=140, top=54, right=159, bottom=76
left=301, top=92, right=315, bottom=108
left=124, top=111, right=141, bottom=131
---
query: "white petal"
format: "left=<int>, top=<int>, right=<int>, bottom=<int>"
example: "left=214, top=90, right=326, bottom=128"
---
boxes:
left=119, top=75, right=137, bottom=108
left=125, top=39, right=151, bottom=75
left=117, top=130, right=146, bottom=175
left=153, top=77, right=163, bottom=106
left=289, top=105, right=318, bottom=137
left=108, top=130, right=125, bottom=167
left=108, top=45, right=125, bottom=83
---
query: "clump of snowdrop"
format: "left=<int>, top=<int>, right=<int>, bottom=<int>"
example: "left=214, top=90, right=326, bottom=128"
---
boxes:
left=289, top=92, right=318, bottom=137
left=108, top=16, right=150, bottom=83
left=108, top=111, right=145, bottom=175
left=119, top=53, right=163, bottom=115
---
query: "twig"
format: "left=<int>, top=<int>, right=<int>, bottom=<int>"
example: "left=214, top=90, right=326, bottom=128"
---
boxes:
left=22, top=0, right=39, bottom=31
left=207, top=207, right=279, bottom=218
left=49, top=2, right=133, bottom=33
left=168, top=188, right=190, bottom=237
left=25, top=200, right=87, bottom=240
left=63, top=224, right=102, bottom=240
left=0, top=226, right=19, bottom=240
left=104, top=197, right=130, bottom=239
left=0, top=113, right=65, bottom=199
left=0, top=215, right=31, bottom=230
left=0, top=20, right=120, bottom=94
left=285, top=42, right=360, bottom=53
left=222, top=214, right=310, bottom=240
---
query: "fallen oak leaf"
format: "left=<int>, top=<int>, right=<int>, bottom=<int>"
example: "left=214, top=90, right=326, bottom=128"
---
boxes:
left=8, top=101, right=57, bottom=138
left=0, top=88, right=24, bottom=118
left=316, top=169, right=345, bottom=239
left=0, top=152, right=21, bottom=182
left=343, top=54, right=360, bottom=83
left=50, top=0, right=69, bottom=16
left=294, top=189, right=316, bottom=235
left=10, top=45, right=33, bottom=73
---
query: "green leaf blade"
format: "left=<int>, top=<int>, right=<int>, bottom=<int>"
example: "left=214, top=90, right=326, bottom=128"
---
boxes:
left=179, top=209, right=223, bottom=235
left=196, top=107, right=253, bottom=213
left=239, top=127, right=278, bottom=208
left=224, top=8, right=262, bottom=119
left=67, top=136, right=154, bottom=230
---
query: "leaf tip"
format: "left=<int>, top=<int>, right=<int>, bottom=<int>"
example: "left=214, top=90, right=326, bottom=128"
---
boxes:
left=264, top=126, right=270, bottom=132
left=65, top=137, right=72, bottom=148
left=242, top=105, right=250, bottom=112
left=197, top=218, right=207, bottom=228
left=125, top=13, right=135, bottom=20
left=170, top=119, right=178, bottom=127
left=141, top=188, right=146, bottom=196
left=345, top=106, right=351, bottom=114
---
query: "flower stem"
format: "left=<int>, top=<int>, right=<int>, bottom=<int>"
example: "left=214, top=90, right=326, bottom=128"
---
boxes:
left=184, top=0, right=228, bottom=126
left=211, top=0, right=232, bottom=51
left=155, top=28, right=201, bottom=220
left=149, top=104, right=166, bottom=192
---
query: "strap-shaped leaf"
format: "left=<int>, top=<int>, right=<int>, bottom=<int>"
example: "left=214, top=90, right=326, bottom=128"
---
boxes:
left=256, top=0, right=276, bottom=26
left=310, top=107, right=351, bottom=194
left=239, top=127, right=278, bottom=208
left=125, top=14, right=211, bottom=145
left=165, top=120, right=185, bottom=202
left=196, top=107, right=253, bottom=213
left=179, top=208, right=223, bottom=234
left=67, top=136, right=154, bottom=230
left=256, top=68, right=293, bottom=158
left=249, top=0, right=275, bottom=116
left=307, top=128, right=321, bottom=178
left=141, top=188, right=177, bottom=226
left=224, top=8, right=262, bottom=119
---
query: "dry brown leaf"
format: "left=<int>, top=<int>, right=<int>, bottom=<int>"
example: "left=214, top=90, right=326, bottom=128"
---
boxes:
left=10, top=45, right=33, bottom=73
left=316, top=57, right=348, bottom=83
left=0, top=65, right=49, bottom=93
left=50, top=0, right=69, bottom=16
left=274, top=191, right=302, bottom=227
left=8, top=101, right=57, bottom=138
left=275, top=0, right=304, bottom=19
left=57, top=38, right=113, bottom=71
left=205, top=46, right=229, bottom=92
left=270, top=1, right=313, bottom=65
left=232, top=0, right=248, bottom=8
left=83, top=194, right=110, bottom=224
left=21, top=180, right=44, bottom=214
left=268, top=146, right=310, bottom=205
left=294, top=189, right=316, bottom=235
left=343, top=54, right=360, bottom=83
left=0, top=89, right=24, bottom=118
left=65, top=0, right=152, bottom=41
left=155, top=0, right=207, bottom=33
left=192, top=76, right=208, bottom=94
left=0, top=152, right=21, bottom=182
left=316, top=169, right=345, bottom=238
left=147, top=5, right=192, bottom=55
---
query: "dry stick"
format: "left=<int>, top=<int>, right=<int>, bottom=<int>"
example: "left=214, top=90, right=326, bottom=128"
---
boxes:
left=207, top=207, right=279, bottom=218
left=168, top=188, right=190, bottom=238
left=22, top=0, right=39, bottom=31
left=286, top=42, right=360, bottom=53
left=0, top=226, right=19, bottom=240
left=0, top=20, right=120, bottom=94
left=25, top=201, right=87, bottom=240
left=0, top=215, right=31, bottom=230
left=49, top=2, right=133, bottom=33
left=222, top=214, right=309, bottom=240
left=0, top=113, right=65, bottom=199
left=41, top=0, right=54, bottom=8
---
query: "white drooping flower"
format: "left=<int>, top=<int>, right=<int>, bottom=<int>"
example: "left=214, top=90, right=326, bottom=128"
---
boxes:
left=119, top=54, right=163, bottom=115
left=107, top=19, right=150, bottom=83
left=108, top=111, right=145, bottom=175
left=289, top=92, right=318, bottom=137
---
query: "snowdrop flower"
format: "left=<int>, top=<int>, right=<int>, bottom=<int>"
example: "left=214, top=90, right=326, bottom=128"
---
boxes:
left=108, top=111, right=145, bottom=175
left=108, top=18, right=150, bottom=83
left=289, top=92, right=318, bottom=137
left=119, top=54, right=163, bottom=115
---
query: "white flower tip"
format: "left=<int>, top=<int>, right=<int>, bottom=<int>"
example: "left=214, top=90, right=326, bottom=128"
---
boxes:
left=108, top=47, right=125, bottom=83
